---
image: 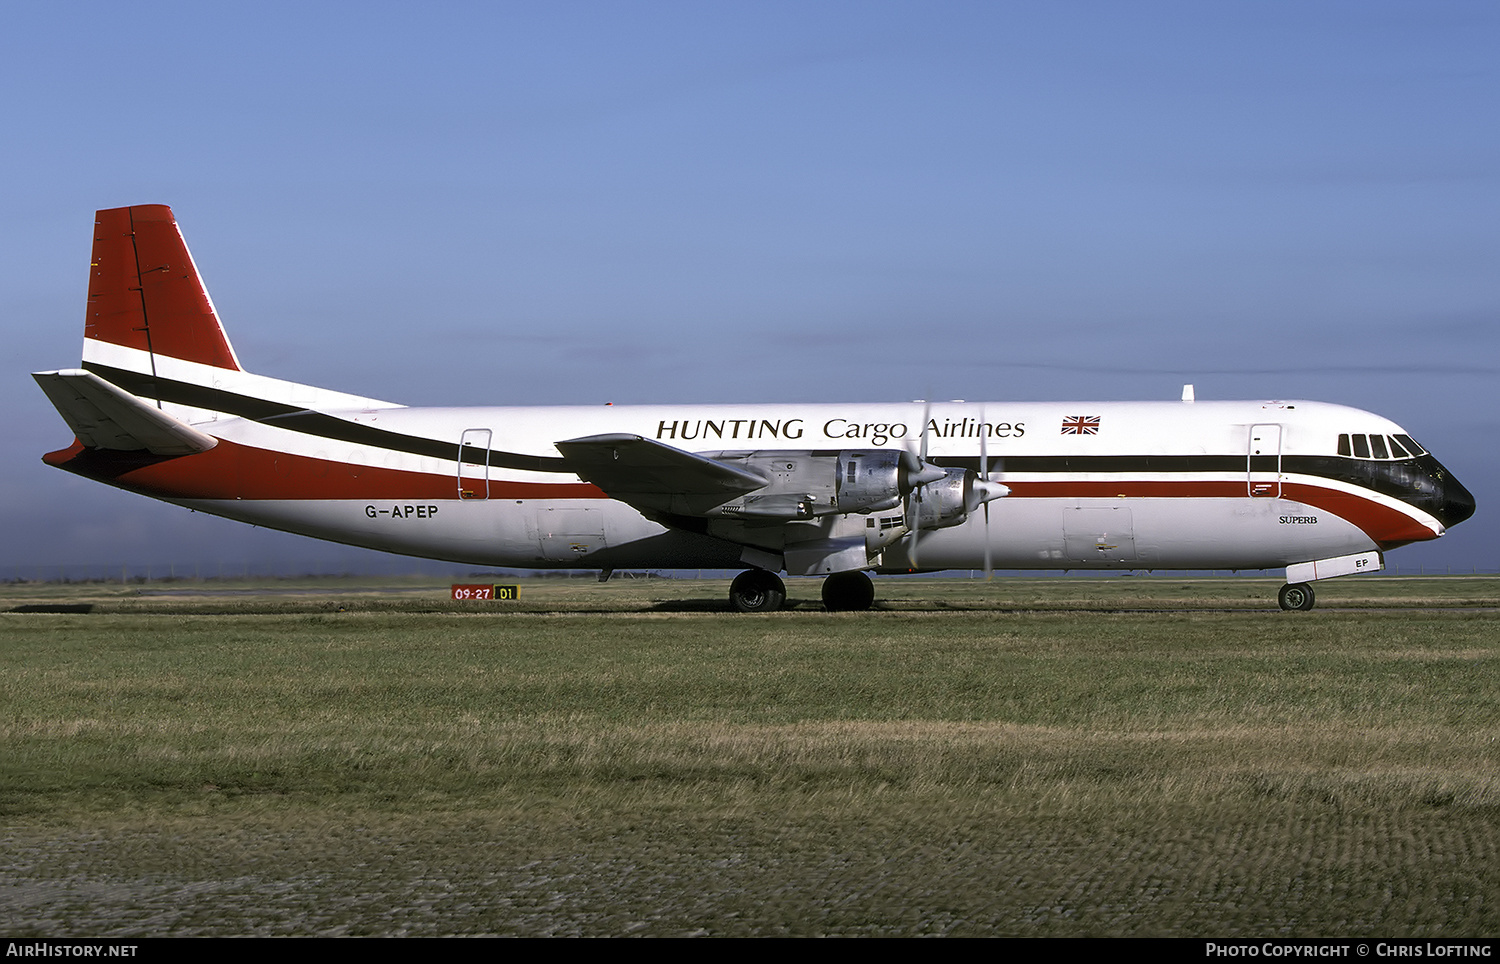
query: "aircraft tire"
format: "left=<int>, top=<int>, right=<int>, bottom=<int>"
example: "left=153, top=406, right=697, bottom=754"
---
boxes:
left=730, top=569, right=787, bottom=613
left=1277, top=582, right=1316, bottom=611
left=821, top=570, right=875, bottom=612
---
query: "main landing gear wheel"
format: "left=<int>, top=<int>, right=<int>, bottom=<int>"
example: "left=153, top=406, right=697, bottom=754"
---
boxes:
left=1278, top=582, right=1316, bottom=611
left=730, top=569, right=787, bottom=613
left=821, top=571, right=875, bottom=612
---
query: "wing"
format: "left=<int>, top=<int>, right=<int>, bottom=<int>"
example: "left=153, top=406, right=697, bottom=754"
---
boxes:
left=554, top=434, right=767, bottom=514
left=554, top=433, right=1006, bottom=576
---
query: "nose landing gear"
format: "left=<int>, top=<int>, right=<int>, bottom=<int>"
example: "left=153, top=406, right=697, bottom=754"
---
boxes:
left=1277, top=582, right=1316, bottom=611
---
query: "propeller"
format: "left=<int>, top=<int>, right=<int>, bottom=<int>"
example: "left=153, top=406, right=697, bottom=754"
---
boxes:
left=980, top=410, right=992, bottom=577
left=974, top=405, right=1010, bottom=579
left=907, top=400, right=933, bottom=569
left=901, top=400, right=1009, bottom=573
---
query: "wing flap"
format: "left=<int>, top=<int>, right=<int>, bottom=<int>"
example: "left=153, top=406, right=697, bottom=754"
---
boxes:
left=33, top=369, right=219, bottom=455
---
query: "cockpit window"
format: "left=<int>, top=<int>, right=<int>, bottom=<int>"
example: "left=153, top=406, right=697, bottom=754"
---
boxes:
left=1340, top=432, right=1425, bottom=460
left=1394, top=434, right=1426, bottom=457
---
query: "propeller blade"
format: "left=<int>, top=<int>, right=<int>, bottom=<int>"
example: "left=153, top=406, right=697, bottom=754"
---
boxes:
left=912, top=398, right=924, bottom=461
left=899, top=400, right=943, bottom=492
left=904, top=486, right=923, bottom=568
left=980, top=406, right=992, bottom=580
left=974, top=403, right=1011, bottom=578
left=982, top=499, right=992, bottom=579
left=908, top=399, right=932, bottom=569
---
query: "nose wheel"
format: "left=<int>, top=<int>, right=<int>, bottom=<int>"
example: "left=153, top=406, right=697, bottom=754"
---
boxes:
left=1277, top=582, right=1316, bottom=611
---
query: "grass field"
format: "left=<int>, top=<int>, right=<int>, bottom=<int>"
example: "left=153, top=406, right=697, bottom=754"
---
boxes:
left=2, top=575, right=1496, bottom=936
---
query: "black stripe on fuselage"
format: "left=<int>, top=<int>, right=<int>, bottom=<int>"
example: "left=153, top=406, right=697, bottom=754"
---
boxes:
left=83, top=362, right=573, bottom=473
left=935, top=454, right=1466, bottom=525
left=81, top=362, right=1465, bottom=523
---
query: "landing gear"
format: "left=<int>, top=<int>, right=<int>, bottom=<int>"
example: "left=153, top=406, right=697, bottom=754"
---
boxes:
left=1278, top=582, right=1316, bottom=611
left=730, top=569, right=787, bottom=613
left=821, top=570, right=875, bottom=612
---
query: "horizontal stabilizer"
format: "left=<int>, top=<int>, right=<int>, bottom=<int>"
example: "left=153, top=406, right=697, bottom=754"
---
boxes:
left=555, top=434, right=767, bottom=498
left=33, top=369, right=218, bottom=456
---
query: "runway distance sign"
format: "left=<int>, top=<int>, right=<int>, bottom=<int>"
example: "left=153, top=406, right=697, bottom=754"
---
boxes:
left=451, top=584, right=519, bottom=601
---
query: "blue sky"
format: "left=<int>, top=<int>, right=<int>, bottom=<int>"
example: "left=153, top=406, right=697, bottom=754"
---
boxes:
left=3, top=1, right=1496, bottom=576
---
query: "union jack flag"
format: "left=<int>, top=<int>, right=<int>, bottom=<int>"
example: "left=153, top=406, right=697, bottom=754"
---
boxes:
left=1061, top=415, right=1101, bottom=435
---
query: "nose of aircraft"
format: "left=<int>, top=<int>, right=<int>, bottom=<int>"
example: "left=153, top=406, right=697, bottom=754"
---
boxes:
left=1398, top=453, right=1475, bottom=533
left=1434, top=464, right=1476, bottom=529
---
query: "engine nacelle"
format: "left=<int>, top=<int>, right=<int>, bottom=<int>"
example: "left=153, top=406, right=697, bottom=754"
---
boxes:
left=906, top=467, right=973, bottom=531
left=905, top=467, right=1010, bottom=532
left=707, top=448, right=937, bottom=520
left=834, top=450, right=908, bottom=513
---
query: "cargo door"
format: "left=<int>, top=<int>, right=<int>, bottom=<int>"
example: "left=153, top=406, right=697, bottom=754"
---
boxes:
left=537, top=506, right=610, bottom=561
left=1063, top=506, right=1137, bottom=562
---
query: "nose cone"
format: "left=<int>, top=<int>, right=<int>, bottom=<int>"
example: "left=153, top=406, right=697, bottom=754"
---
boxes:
left=1374, top=453, right=1474, bottom=545
left=1435, top=465, right=1476, bottom=530
left=1408, top=454, right=1476, bottom=531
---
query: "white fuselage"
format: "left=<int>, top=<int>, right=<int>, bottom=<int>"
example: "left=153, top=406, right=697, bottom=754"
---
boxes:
left=139, top=395, right=1444, bottom=574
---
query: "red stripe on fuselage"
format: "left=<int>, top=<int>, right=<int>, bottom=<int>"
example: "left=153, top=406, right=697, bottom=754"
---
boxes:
left=1282, top=481, right=1436, bottom=549
left=43, top=438, right=1437, bottom=550
left=997, top=479, right=1436, bottom=550
left=43, top=437, right=604, bottom=501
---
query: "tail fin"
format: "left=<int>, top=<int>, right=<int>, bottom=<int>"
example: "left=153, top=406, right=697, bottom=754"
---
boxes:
left=83, top=205, right=243, bottom=375
left=53, top=204, right=399, bottom=425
